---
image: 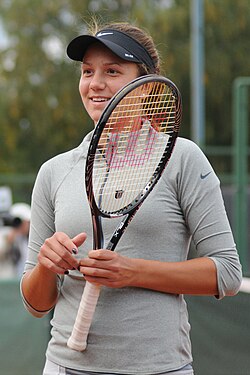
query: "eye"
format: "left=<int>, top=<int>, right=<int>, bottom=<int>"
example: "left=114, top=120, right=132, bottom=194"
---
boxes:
left=82, top=69, right=93, bottom=76
left=81, top=64, right=93, bottom=76
left=107, top=68, right=119, bottom=75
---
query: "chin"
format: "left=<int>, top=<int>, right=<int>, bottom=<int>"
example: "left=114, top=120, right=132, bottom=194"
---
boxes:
left=91, top=112, right=103, bottom=124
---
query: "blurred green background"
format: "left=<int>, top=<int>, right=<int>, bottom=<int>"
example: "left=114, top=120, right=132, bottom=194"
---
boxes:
left=0, top=0, right=249, bottom=374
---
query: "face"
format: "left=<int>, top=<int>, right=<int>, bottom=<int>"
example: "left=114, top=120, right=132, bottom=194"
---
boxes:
left=79, top=43, right=140, bottom=124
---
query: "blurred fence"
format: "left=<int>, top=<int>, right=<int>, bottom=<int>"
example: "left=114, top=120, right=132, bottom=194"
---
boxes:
left=186, top=292, right=250, bottom=375
left=0, top=279, right=250, bottom=375
left=0, top=279, right=50, bottom=375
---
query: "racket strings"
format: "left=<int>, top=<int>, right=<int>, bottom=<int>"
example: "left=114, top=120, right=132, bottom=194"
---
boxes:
left=93, top=81, right=177, bottom=214
left=103, top=107, right=176, bottom=137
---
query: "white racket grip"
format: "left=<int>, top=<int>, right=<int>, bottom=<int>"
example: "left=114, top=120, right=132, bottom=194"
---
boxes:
left=67, top=281, right=101, bottom=351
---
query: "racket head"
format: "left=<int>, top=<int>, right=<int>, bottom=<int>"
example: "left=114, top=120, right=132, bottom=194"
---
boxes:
left=85, top=74, right=182, bottom=219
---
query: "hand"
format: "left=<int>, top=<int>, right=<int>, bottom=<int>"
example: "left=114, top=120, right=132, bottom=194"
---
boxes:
left=38, top=232, right=87, bottom=275
left=78, top=250, right=137, bottom=288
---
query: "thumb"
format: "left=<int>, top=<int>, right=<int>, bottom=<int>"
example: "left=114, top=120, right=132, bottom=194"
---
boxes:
left=72, top=232, right=87, bottom=248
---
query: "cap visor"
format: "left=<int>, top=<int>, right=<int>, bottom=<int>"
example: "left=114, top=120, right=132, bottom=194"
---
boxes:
left=66, top=35, right=140, bottom=63
left=67, top=35, right=98, bottom=61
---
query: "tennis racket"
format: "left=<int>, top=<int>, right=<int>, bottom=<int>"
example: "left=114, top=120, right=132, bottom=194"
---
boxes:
left=67, top=74, right=182, bottom=351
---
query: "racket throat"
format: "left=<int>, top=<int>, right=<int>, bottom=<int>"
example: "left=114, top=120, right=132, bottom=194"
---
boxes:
left=92, top=214, right=104, bottom=249
left=106, top=213, right=133, bottom=251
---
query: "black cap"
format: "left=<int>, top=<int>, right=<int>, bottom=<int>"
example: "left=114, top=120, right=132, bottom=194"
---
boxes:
left=66, top=29, right=155, bottom=69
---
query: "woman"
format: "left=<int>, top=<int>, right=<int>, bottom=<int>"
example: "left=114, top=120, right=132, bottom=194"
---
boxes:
left=21, top=22, right=242, bottom=375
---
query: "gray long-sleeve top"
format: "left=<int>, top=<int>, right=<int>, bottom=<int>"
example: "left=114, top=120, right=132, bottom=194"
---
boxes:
left=21, top=132, right=242, bottom=374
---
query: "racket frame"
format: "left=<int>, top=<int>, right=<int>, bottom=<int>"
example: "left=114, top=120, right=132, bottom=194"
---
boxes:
left=85, top=74, right=181, bottom=250
left=67, top=74, right=182, bottom=351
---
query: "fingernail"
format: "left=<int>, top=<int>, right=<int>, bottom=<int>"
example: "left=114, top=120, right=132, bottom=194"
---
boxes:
left=72, top=248, right=78, bottom=255
left=64, top=270, right=69, bottom=275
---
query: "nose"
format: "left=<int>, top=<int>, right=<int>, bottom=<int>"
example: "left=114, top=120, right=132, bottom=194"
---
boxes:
left=89, top=72, right=106, bottom=91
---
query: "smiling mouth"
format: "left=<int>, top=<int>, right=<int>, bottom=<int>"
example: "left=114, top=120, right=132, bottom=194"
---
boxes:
left=91, top=97, right=110, bottom=103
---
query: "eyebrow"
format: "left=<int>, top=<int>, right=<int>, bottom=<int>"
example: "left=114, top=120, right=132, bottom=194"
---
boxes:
left=82, top=60, right=122, bottom=67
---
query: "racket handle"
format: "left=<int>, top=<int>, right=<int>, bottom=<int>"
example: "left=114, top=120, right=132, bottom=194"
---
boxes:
left=67, top=281, right=101, bottom=351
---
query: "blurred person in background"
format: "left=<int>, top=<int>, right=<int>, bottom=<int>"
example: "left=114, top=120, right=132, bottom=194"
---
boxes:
left=0, top=203, right=31, bottom=279
left=0, top=225, right=16, bottom=279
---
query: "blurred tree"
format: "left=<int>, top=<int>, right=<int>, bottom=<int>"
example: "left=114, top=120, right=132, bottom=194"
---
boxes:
left=0, top=0, right=249, bottom=177
left=205, top=0, right=250, bottom=145
left=0, top=0, right=92, bottom=172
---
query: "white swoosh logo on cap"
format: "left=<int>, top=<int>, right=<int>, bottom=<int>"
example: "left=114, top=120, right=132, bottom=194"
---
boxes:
left=96, top=32, right=114, bottom=37
left=125, top=53, right=134, bottom=58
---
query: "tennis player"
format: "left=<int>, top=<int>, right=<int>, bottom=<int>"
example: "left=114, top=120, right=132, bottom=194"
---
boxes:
left=20, top=21, right=242, bottom=375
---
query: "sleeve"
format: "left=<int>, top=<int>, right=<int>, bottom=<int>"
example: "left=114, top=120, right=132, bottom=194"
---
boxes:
left=20, top=273, right=63, bottom=317
left=24, top=161, right=56, bottom=272
left=21, top=161, right=63, bottom=316
left=177, top=140, right=242, bottom=299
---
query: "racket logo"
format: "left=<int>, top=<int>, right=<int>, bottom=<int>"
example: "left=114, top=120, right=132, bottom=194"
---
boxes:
left=115, top=189, right=124, bottom=199
left=106, top=125, right=156, bottom=169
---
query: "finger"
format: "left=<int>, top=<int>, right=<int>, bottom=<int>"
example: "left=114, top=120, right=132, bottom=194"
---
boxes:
left=55, top=232, right=80, bottom=254
left=55, top=232, right=87, bottom=257
left=72, top=232, right=87, bottom=248
left=80, top=266, right=113, bottom=279
left=83, top=274, right=122, bottom=288
left=42, top=233, right=79, bottom=270
left=78, top=251, right=118, bottom=272
left=88, top=249, right=114, bottom=260
left=38, top=250, right=70, bottom=275
left=40, top=240, right=77, bottom=271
